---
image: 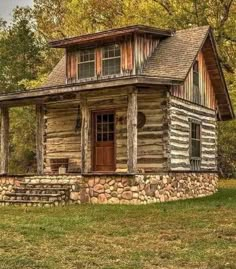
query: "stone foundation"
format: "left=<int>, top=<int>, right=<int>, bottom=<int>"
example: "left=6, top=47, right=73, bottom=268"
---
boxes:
left=0, top=173, right=217, bottom=205
left=0, top=176, right=22, bottom=200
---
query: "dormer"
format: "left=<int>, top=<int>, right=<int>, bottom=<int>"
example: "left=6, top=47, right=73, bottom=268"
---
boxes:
left=49, top=25, right=173, bottom=84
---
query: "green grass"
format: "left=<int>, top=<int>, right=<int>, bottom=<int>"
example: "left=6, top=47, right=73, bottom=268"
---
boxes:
left=0, top=180, right=236, bottom=269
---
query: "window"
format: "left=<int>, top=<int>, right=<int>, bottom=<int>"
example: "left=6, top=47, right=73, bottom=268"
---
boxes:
left=193, top=60, right=201, bottom=104
left=102, top=44, right=121, bottom=76
left=78, top=49, right=95, bottom=79
left=190, top=121, right=201, bottom=170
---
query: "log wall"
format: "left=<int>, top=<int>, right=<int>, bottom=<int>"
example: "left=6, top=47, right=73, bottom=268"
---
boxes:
left=137, top=88, right=168, bottom=172
left=43, top=87, right=168, bottom=174
left=44, top=101, right=81, bottom=173
left=168, top=96, right=217, bottom=171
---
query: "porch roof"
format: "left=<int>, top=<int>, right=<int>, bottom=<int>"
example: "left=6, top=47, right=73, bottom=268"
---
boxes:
left=0, top=75, right=180, bottom=107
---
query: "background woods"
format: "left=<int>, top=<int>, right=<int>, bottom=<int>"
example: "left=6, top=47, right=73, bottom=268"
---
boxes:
left=0, top=0, right=235, bottom=176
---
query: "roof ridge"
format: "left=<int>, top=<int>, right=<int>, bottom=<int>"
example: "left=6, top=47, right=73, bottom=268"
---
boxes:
left=176, top=25, right=210, bottom=33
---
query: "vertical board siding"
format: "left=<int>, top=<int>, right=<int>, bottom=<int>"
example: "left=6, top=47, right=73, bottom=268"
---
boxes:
left=66, top=34, right=160, bottom=82
left=171, top=51, right=216, bottom=110
left=137, top=88, right=168, bottom=172
left=168, top=96, right=217, bottom=171
left=134, top=35, right=159, bottom=74
left=67, top=51, right=77, bottom=83
left=96, top=48, right=102, bottom=76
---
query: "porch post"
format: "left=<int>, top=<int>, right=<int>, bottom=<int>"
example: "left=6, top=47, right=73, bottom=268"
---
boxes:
left=36, top=104, right=44, bottom=175
left=0, top=107, right=9, bottom=174
left=127, top=87, right=138, bottom=173
left=80, top=94, right=90, bottom=173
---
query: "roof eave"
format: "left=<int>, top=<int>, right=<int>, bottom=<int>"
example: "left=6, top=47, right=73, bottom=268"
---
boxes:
left=0, top=76, right=180, bottom=106
left=208, top=28, right=235, bottom=120
left=49, top=25, right=174, bottom=49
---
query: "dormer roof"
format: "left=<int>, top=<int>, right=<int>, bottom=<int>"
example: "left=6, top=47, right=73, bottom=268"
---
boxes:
left=49, top=25, right=173, bottom=49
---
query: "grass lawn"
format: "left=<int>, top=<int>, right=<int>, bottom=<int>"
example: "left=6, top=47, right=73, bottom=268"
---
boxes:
left=0, top=180, right=235, bottom=269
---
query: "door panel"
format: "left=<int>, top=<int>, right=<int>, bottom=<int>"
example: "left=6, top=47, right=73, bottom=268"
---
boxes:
left=93, top=111, right=115, bottom=172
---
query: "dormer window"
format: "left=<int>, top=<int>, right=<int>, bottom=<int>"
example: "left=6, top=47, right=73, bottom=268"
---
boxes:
left=78, top=49, right=95, bottom=79
left=102, top=44, right=121, bottom=76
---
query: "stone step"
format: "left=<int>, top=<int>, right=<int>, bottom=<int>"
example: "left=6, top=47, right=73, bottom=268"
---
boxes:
left=20, top=182, right=72, bottom=189
left=13, top=187, right=70, bottom=195
left=0, top=199, right=60, bottom=207
left=5, top=193, right=64, bottom=202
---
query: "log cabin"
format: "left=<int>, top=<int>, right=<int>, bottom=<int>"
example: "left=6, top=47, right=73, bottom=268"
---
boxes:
left=0, top=25, right=234, bottom=206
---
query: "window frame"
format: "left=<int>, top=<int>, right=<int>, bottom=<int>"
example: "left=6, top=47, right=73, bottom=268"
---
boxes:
left=193, top=60, right=201, bottom=104
left=189, top=119, right=202, bottom=171
left=77, top=48, right=96, bottom=80
left=102, top=44, right=121, bottom=76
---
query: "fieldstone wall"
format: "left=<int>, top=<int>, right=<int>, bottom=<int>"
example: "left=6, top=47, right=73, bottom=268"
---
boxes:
left=0, top=176, right=22, bottom=200
left=83, top=173, right=218, bottom=204
left=0, top=173, right=218, bottom=205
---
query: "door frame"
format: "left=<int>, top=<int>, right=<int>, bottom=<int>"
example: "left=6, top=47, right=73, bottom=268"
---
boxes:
left=91, top=109, right=116, bottom=173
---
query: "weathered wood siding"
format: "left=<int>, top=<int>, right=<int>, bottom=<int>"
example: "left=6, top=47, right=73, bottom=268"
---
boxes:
left=44, top=101, right=81, bottom=173
left=44, top=88, right=129, bottom=173
left=134, top=34, right=159, bottom=74
left=66, top=34, right=159, bottom=83
left=171, top=51, right=216, bottom=109
left=168, top=96, right=217, bottom=171
left=43, top=87, right=168, bottom=174
left=137, top=88, right=168, bottom=172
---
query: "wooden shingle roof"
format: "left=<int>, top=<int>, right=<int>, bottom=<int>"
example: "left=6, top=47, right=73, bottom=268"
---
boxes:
left=0, top=25, right=233, bottom=120
left=42, top=56, right=66, bottom=87
left=142, top=26, right=209, bottom=80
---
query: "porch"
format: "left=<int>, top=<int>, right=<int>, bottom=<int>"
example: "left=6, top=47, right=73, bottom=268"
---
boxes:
left=0, top=84, right=167, bottom=176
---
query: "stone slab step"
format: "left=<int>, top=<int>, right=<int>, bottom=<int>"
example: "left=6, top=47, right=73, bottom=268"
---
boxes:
left=5, top=193, right=64, bottom=202
left=6, top=193, right=62, bottom=197
left=20, top=182, right=72, bottom=188
left=0, top=200, right=59, bottom=207
left=13, top=187, right=70, bottom=194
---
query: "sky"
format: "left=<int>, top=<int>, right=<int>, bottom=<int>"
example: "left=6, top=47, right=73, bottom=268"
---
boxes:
left=0, top=0, right=33, bottom=22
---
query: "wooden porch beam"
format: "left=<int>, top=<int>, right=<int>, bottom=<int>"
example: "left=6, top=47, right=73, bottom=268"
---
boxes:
left=127, top=87, right=138, bottom=173
left=36, top=104, right=44, bottom=175
left=80, top=94, right=90, bottom=173
left=0, top=107, right=9, bottom=174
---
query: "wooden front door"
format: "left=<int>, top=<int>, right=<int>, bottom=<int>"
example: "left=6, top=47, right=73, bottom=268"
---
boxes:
left=93, top=111, right=115, bottom=172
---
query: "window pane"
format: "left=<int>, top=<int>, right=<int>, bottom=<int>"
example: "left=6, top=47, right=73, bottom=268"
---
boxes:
left=97, top=123, right=102, bottom=132
left=102, top=58, right=121, bottom=76
left=97, top=134, right=102, bottom=142
left=103, top=133, right=108, bottom=141
left=192, top=140, right=201, bottom=157
left=191, top=122, right=201, bottom=158
left=78, top=49, right=95, bottom=79
left=79, top=62, right=95, bottom=79
left=109, top=123, right=114, bottom=132
left=103, top=124, right=108, bottom=132
left=102, top=45, right=121, bottom=76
